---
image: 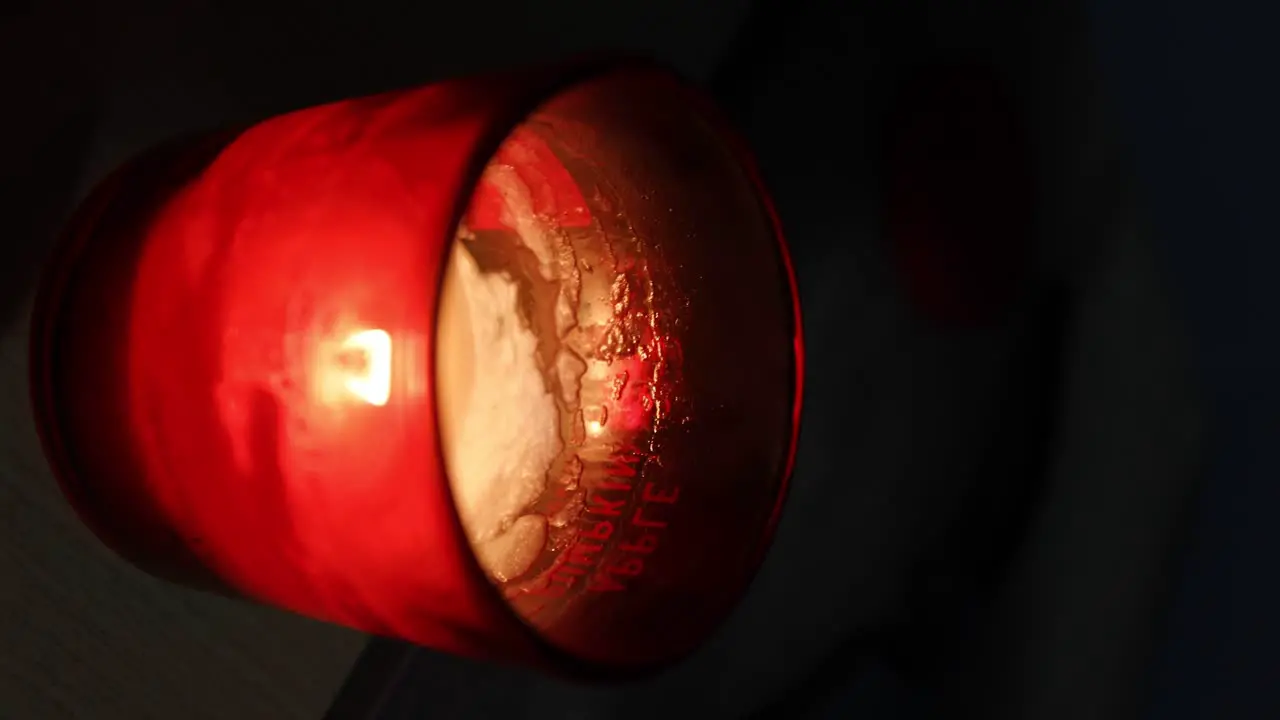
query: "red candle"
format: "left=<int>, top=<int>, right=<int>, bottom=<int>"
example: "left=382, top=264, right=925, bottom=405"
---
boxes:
left=31, top=60, right=803, bottom=675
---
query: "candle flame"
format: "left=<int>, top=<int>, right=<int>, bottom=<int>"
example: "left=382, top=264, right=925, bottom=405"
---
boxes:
left=340, top=329, right=392, bottom=406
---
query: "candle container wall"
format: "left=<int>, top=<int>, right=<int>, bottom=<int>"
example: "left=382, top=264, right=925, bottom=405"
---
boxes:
left=29, top=60, right=804, bottom=677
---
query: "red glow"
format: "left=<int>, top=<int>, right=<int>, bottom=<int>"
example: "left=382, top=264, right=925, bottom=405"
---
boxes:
left=30, top=61, right=805, bottom=676
left=465, top=126, right=592, bottom=231
left=36, top=74, right=552, bottom=661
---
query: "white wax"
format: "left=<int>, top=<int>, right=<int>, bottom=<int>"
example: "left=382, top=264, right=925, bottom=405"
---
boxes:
left=436, top=237, right=559, bottom=582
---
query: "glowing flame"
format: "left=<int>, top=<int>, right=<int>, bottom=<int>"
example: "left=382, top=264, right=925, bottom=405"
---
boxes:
left=585, top=405, right=607, bottom=437
left=340, top=329, right=392, bottom=406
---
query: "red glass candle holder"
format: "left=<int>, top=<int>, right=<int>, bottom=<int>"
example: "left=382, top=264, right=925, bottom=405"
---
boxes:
left=29, top=58, right=803, bottom=677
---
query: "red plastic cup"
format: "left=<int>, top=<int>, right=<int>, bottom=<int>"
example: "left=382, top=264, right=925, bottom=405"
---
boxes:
left=29, top=58, right=803, bottom=677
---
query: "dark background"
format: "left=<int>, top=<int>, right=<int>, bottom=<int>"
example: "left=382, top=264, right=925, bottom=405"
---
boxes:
left=0, top=0, right=1273, bottom=718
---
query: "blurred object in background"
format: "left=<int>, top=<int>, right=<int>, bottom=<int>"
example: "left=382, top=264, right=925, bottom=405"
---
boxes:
left=1087, top=2, right=1280, bottom=719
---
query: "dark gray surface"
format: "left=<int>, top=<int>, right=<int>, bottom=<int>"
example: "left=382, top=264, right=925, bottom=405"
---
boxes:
left=1, top=1, right=1203, bottom=718
left=1086, top=2, right=1280, bottom=719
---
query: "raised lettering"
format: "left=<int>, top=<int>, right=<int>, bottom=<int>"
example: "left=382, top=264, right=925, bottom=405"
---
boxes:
left=588, top=572, right=626, bottom=592
left=587, top=493, right=626, bottom=517
left=606, top=448, right=643, bottom=478
left=610, top=557, right=645, bottom=576
left=581, top=520, right=615, bottom=541
left=619, top=532, right=660, bottom=554
left=526, top=583, right=567, bottom=598
left=632, top=504, right=667, bottom=529
left=567, top=541, right=602, bottom=567
left=606, top=462, right=638, bottom=479
left=549, top=568, right=581, bottom=588
left=642, top=482, right=680, bottom=504
left=553, top=562, right=586, bottom=578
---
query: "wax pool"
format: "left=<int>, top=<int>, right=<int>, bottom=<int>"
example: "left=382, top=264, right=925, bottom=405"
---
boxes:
left=436, top=230, right=561, bottom=582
